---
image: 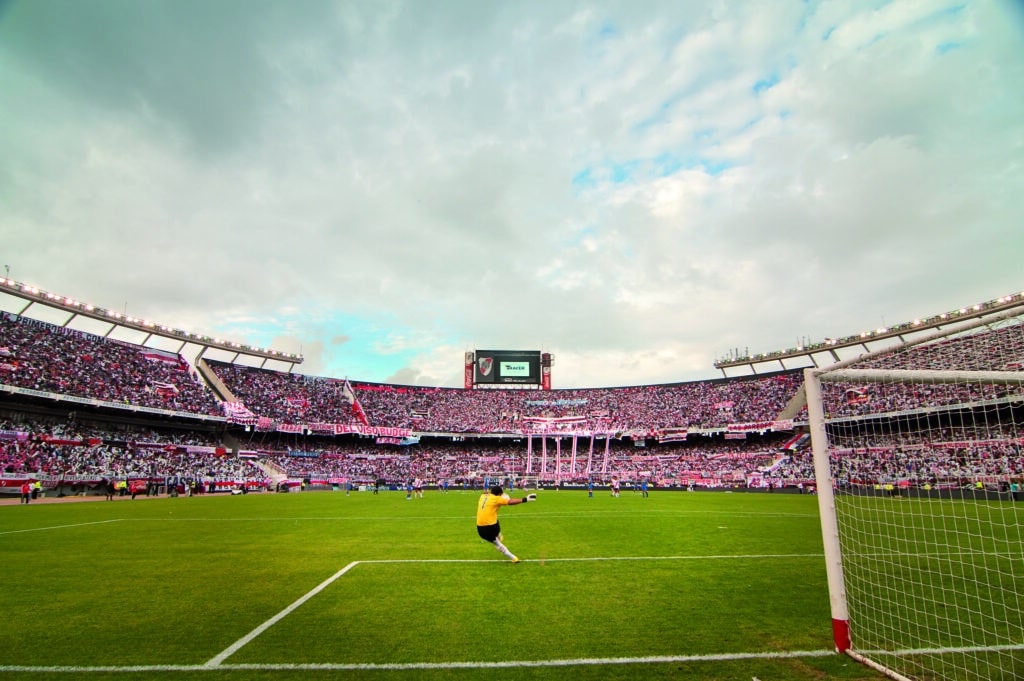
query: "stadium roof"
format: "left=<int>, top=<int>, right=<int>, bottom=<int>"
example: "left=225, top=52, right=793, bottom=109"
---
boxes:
left=0, top=276, right=302, bottom=368
left=714, top=290, right=1024, bottom=376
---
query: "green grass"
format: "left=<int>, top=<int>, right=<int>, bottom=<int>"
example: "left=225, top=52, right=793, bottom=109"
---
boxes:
left=0, top=490, right=887, bottom=680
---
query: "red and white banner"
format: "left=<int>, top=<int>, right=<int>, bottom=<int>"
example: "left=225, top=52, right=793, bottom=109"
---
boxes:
left=223, top=401, right=258, bottom=424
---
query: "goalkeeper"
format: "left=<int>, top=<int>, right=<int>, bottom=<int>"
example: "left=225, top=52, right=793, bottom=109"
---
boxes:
left=476, top=485, right=536, bottom=563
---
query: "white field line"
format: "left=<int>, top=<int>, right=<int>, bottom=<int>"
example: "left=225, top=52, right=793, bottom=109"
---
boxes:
left=203, top=561, right=361, bottom=667
left=371, top=554, right=823, bottom=564
left=0, top=519, right=123, bottom=535
left=2, top=649, right=839, bottom=673
left=206, top=554, right=821, bottom=666
left=6, top=644, right=1024, bottom=674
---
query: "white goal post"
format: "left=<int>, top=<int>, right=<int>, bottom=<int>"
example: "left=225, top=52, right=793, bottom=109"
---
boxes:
left=806, top=365, right=1024, bottom=681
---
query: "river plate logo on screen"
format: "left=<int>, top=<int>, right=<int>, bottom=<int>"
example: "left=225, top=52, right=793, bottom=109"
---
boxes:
left=477, top=357, right=493, bottom=377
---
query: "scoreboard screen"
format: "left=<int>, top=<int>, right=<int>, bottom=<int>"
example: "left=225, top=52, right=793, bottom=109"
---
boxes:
left=473, top=350, right=541, bottom=385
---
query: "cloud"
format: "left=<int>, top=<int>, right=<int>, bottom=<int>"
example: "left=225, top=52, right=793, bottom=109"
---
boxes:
left=1, top=0, right=1021, bottom=388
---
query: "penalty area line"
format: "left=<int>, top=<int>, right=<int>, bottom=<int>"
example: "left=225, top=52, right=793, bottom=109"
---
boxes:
left=204, top=561, right=361, bottom=667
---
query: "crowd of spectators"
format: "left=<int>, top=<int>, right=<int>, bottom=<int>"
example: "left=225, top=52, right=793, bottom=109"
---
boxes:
left=7, top=308, right=1020, bottom=439
left=208, top=359, right=802, bottom=434
left=817, top=322, right=1024, bottom=419
left=3, top=405, right=1021, bottom=493
left=2, top=309, right=1023, bottom=494
left=208, top=361, right=359, bottom=425
left=0, top=313, right=222, bottom=416
left=766, top=422, right=1024, bottom=489
left=856, top=322, right=1024, bottom=373
left=0, top=413, right=269, bottom=491
left=826, top=423, right=1024, bottom=486
left=234, top=430, right=791, bottom=488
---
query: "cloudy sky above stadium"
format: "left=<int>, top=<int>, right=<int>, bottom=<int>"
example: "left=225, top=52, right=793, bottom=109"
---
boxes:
left=1, top=0, right=1022, bottom=388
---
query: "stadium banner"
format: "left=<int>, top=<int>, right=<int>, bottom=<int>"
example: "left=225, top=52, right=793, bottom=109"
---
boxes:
left=727, top=420, right=775, bottom=433
left=332, top=424, right=412, bottom=438
left=375, top=436, right=420, bottom=446
left=0, top=429, right=28, bottom=442
left=0, top=383, right=222, bottom=421
left=0, top=477, right=36, bottom=487
left=140, top=350, right=181, bottom=364
left=181, top=445, right=223, bottom=455
left=223, top=401, right=258, bottom=424
left=306, top=477, right=354, bottom=486
left=658, top=427, right=688, bottom=443
left=520, top=415, right=589, bottom=435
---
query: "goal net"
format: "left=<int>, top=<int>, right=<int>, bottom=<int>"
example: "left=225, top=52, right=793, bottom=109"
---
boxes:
left=805, top=312, right=1024, bottom=681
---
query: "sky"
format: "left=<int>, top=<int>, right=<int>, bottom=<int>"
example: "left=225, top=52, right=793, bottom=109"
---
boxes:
left=1, top=0, right=1022, bottom=389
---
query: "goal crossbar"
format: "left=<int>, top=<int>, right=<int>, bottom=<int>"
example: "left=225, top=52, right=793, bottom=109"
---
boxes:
left=812, top=368, right=1024, bottom=385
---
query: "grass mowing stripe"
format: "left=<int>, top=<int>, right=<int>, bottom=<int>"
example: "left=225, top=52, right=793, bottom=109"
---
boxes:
left=0, top=519, right=123, bottom=535
left=205, top=561, right=361, bottom=667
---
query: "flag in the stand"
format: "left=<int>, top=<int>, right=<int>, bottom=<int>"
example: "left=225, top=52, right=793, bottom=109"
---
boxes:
left=152, top=381, right=179, bottom=396
left=341, top=379, right=370, bottom=426
left=844, top=388, right=871, bottom=405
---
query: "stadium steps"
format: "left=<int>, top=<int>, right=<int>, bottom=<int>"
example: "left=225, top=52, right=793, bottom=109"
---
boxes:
left=775, top=382, right=807, bottom=420
left=196, top=358, right=237, bottom=402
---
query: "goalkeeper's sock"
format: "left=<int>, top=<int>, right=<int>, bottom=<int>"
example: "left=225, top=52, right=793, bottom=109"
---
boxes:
left=492, top=539, right=516, bottom=560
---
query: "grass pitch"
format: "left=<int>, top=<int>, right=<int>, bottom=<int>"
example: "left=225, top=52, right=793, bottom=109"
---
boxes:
left=0, top=489, right=886, bottom=680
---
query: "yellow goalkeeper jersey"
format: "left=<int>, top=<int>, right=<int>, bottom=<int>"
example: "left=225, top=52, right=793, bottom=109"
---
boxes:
left=476, top=492, right=511, bottom=526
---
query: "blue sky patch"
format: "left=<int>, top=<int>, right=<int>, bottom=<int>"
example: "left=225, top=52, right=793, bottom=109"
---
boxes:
left=217, top=309, right=425, bottom=381
left=753, top=73, right=779, bottom=93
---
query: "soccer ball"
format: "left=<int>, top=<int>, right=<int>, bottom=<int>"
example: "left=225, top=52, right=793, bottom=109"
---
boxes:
left=501, top=493, right=510, bottom=501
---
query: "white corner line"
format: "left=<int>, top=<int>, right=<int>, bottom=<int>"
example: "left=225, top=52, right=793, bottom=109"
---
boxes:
left=205, top=561, right=361, bottom=667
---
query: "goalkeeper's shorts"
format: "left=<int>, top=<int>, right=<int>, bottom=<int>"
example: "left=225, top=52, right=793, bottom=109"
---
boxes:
left=477, top=523, right=501, bottom=542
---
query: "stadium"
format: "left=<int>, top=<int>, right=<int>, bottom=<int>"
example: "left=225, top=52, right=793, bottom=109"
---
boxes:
left=2, top=278, right=1022, bottom=681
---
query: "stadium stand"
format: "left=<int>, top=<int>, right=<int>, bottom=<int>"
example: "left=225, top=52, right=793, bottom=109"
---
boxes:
left=0, top=312, right=222, bottom=416
left=1, top=306, right=1022, bottom=498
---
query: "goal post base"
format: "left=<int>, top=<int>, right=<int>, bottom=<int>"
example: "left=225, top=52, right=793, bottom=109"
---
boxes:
left=831, top=618, right=850, bottom=653
left=844, top=650, right=916, bottom=681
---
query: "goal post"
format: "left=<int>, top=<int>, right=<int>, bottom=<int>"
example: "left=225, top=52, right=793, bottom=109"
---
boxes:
left=806, top=364, right=1024, bottom=681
